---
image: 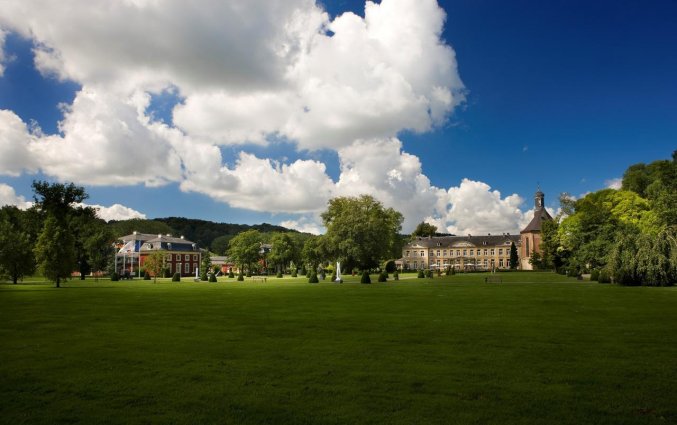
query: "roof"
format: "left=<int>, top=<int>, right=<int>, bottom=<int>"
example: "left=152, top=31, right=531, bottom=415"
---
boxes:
left=405, top=234, right=520, bottom=249
left=520, top=208, right=553, bottom=233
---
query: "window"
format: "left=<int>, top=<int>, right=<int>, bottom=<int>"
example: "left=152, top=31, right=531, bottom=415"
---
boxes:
left=406, top=250, right=410, bottom=257
left=483, top=259, right=488, bottom=268
left=177, top=263, right=181, bottom=273
left=470, top=249, right=474, bottom=256
left=175, top=254, right=180, bottom=261
left=184, top=254, right=189, bottom=261
left=414, top=261, right=418, bottom=269
left=490, top=249, right=495, bottom=256
left=463, top=250, right=467, bottom=256
left=526, top=239, right=530, bottom=255
left=193, top=254, right=197, bottom=261
left=484, top=249, right=488, bottom=256
left=420, top=251, right=425, bottom=257
left=456, top=250, right=460, bottom=256
left=499, top=259, right=504, bottom=268
left=499, top=248, right=503, bottom=255
left=443, top=259, right=448, bottom=265
left=166, top=254, right=171, bottom=261
left=184, top=263, right=189, bottom=273
left=436, top=250, right=440, bottom=257
left=443, top=250, right=447, bottom=256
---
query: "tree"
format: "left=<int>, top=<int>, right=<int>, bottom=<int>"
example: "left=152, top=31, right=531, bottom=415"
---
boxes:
left=200, top=250, right=212, bottom=281
left=0, top=207, right=36, bottom=284
left=143, top=251, right=166, bottom=283
left=34, top=216, right=77, bottom=288
left=268, top=233, right=294, bottom=273
left=84, top=228, right=115, bottom=281
left=412, top=221, right=437, bottom=238
left=302, top=235, right=325, bottom=272
left=228, top=230, right=262, bottom=274
left=509, top=241, right=519, bottom=270
left=321, top=195, right=403, bottom=270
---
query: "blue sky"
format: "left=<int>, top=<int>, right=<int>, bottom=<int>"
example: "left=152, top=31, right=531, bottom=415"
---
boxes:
left=0, top=0, right=675, bottom=233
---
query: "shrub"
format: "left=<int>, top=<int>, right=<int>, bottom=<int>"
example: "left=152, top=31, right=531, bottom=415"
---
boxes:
left=393, top=270, right=399, bottom=281
left=598, top=269, right=611, bottom=284
left=209, top=273, right=217, bottom=283
left=143, top=270, right=151, bottom=280
left=361, top=271, right=371, bottom=284
left=308, top=270, right=319, bottom=284
left=228, top=270, right=235, bottom=278
left=172, top=273, right=181, bottom=282
left=237, top=271, right=244, bottom=281
left=200, top=271, right=208, bottom=281
left=383, top=260, right=396, bottom=273
left=163, top=268, right=172, bottom=278
left=377, top=272, right=387, bottom=282
left=425, top=269, right=433, bottom=278
left=590, top=269, right=600, bottom=281
left=110, top=272, right=119, bottom=282
left=291, top=269, right=297, bottom=277
left=417, top=270, right=425, bottom=278
left=450, top=267, right=456, bottom=275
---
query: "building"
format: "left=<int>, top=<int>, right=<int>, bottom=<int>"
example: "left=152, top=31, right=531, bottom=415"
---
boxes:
left=401, top=234, right=521, bottom=271
left=520, top=189, right=553, bottom=270
left=115, top=232, right=201, bottom=277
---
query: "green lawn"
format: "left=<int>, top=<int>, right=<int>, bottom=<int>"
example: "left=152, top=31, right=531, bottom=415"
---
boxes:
left=1, top=273, right=676, bottom=424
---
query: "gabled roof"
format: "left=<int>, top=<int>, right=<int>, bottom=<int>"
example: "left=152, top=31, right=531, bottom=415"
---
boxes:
left=405, top=234, right=520, bottom=249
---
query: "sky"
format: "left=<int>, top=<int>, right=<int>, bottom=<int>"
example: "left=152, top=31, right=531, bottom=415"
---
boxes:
left=0, top=0, right=675, bottom=235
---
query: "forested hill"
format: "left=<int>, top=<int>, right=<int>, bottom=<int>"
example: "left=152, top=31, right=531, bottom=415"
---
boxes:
left=107, top=217, right=295, bottom=253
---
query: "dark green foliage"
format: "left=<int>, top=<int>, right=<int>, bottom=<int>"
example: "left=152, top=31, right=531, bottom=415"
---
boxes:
left=209, top=273, right=217, bottom=283
left=144, top=270, right=151, bottom=280
left=200, top=271, right=208, bottom=281
left=377, top=272, right=387, bottom=282
left=246, top=270, right=252, bottom=278
left=393, top=270, right=399, bottom=280
left=276, top=271, right=283, bottom=278
left=110, top=272, right=119, bottom=281
left=172, top=273, right=181, bottom=282
left=360, top=271, right=371, bottom=284
left=200, top=251, right=212, bottom=281
left=417, top=270, right=425, bottom=278
left=590, top=269, right=600, bottom=281
left=425, top=269, right=433, bottom=278
left=0, top=207, right=36, bottom=284
left=164, top=268, right=172, bottom=278
left=228, top=270, right=235, bottom=278
left=411, top=221, right=437, bottom=238
left=598, top=269, right=611, bottom=283
left=237, top=271, right=244, bottom=281
left=509, top=241, right=519, bottom=270
left=291, top=269, right=297, bottom=277
left=301, top=266, right=307, bottom=276
left=383, top=260, right=396, bottom=273
left=34, top=215, right=77, bottom=288
left=308, top=270, right=319, bottom=283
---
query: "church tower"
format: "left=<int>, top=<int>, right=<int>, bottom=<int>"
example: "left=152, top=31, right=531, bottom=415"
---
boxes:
left=520, top=187, right=552, bottom=270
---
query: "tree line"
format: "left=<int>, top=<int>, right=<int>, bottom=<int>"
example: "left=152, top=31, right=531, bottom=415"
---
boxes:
left=535, top=152, right=677, bottom=286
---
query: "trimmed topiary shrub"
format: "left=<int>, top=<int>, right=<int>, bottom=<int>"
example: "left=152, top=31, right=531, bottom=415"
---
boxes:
left=377, top=272, right=387, bottom=282
left=590, top=269, right=600, bottom=281
left=228, top=270, right=234, bottom=278
left=277, top=271, right=283, bottom=278
left=237, top=271, right=244, bottom=281
left=111, top=272, right=119, bottom=281
left=426, top=269, right=433, bottom=278
left=200, top=271, right=208, bottom=281
left=172, top=273, right=181, bottom=282
left=163, top=268, right=172, bottom=278
left=417, top=270, right=425, bottom=278
left=209, top=273, right=217, bottom=282
left=143, top=270, right=151, bottom=280
left=361, top=271, right=371, bottom=284
left=308, top=270, right=319, bottom=283
left=393, top=270, right=399, bottom=281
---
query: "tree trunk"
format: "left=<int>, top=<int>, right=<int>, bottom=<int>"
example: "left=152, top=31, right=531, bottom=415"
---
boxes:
left=13, top=276, right=18, bottom=284
left=56, top=277, right=60, bottom=288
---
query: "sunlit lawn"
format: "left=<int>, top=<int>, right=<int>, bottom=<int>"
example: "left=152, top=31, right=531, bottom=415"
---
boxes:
left=1, top=272, right=676, bottom=424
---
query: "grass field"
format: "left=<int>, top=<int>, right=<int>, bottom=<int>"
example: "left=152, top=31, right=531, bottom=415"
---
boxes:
left=1, top=272, right=676, bottom=424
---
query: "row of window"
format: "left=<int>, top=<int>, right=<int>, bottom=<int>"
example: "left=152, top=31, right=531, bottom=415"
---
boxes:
left=165, top=254, right=199, bottom=262
left=405, top=248, right=512, bottom=258
left=167, top=262, right=197, bottom=274
left=407, top=258, right=510, bottom=269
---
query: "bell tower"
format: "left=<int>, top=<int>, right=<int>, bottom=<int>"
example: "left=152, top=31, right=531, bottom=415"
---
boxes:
left=520, top=186, right=553, bottom=270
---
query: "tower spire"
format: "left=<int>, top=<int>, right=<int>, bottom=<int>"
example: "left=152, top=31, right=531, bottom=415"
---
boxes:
left=535, top=186, right=544, bottom=210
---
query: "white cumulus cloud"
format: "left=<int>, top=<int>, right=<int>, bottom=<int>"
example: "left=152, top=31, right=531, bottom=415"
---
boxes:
left=85, top=203, right=147, bottom=222
left=605, top=177, right=622, bottom=190
left=0, top=183, right=33, bottom=209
